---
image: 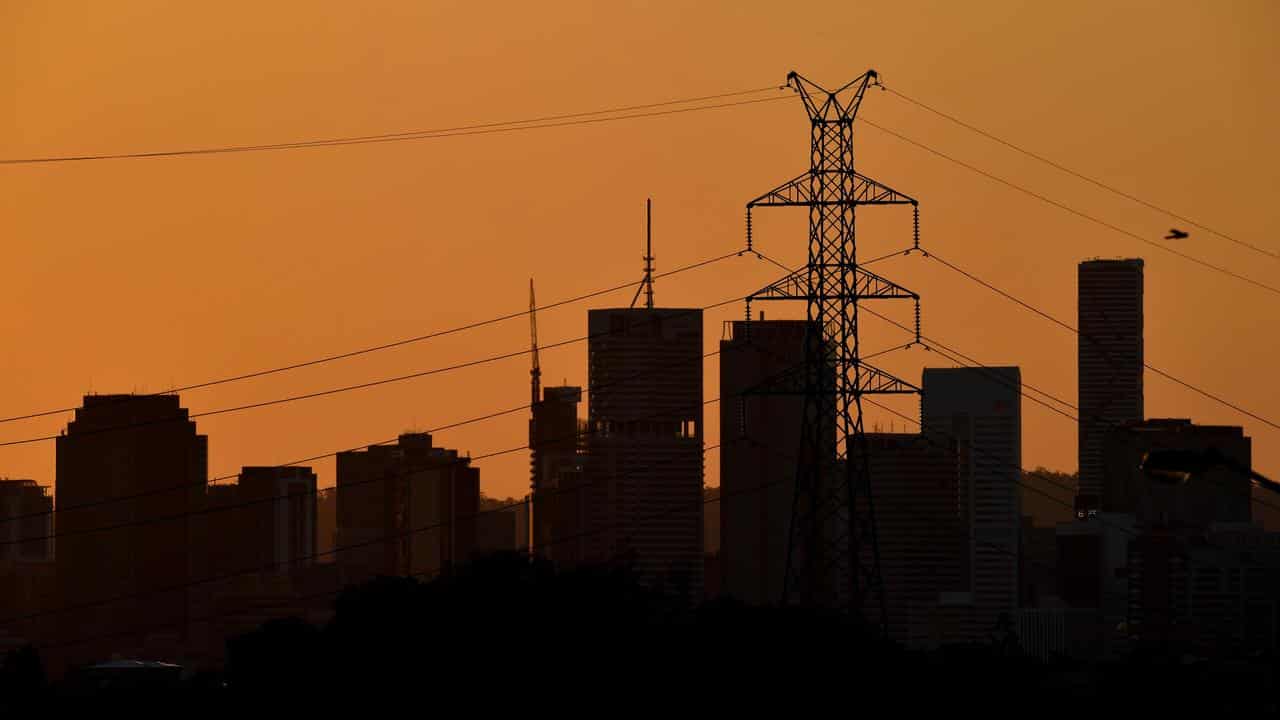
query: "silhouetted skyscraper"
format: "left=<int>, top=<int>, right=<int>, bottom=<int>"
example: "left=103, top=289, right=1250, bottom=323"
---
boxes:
left=718, top=319, right=810, bottom=605
left=1078, top=259, right=1144, bottom=510
left=336, top=433, right=478, bottom=583
left=584, top=308, right=703, bottom=599
left=56, top=394, right=207, bottom=662
left=922, top=367, right=1022, bottom=637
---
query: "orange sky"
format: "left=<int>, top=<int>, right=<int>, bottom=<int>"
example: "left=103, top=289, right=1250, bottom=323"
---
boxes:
left=2, top=1, right=1278, bottom=507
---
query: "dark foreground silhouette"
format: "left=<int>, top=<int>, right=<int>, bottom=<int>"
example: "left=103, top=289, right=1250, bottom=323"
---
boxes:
left=4, top=552, right=1277, bottom=714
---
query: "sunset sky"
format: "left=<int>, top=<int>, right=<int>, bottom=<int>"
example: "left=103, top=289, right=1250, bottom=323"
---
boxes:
left=3, top=1, right=1278, bottom=509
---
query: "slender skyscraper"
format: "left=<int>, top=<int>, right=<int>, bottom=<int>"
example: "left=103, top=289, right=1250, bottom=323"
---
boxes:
left=1078, top=259, right=1144, bottom=510
left=922, top=367, right=1022, bottom=637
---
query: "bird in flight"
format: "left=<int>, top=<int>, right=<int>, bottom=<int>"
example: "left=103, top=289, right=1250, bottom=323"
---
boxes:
left=1165, top=228, right=1189, bottom=240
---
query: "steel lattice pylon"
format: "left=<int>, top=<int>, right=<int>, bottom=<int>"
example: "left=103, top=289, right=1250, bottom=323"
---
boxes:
left=744, top=70, right=921, bottom=624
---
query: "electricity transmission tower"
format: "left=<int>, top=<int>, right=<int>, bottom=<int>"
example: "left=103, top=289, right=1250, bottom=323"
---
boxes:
left=744, top=70, right=922, bottom=624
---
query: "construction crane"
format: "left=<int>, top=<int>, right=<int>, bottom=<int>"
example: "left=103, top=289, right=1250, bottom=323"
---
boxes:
left=528, top=277, right=542, bottom=557
left=530, top=278, right=541, bottom=405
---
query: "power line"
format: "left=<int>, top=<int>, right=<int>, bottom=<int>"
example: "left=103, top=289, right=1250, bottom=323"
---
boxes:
left=925, top=250, right=1280, bottom=432
left=14, top=334, right=908, bottom=628
left=1, top=88, right=788, bottom=165
left=0, top=339, right=919, bottom=549
left=747, top=249, right=1080, bottom=415
left=4, top=337, right=918, bottom=634
left=0, top=291, right=747, bottom=451
left=0, top=348, right=721, bottom=547
left=0, top=250, right=741, bottom=426
left=28, top=439, right=740, bottom=652
left=0, top=290, right=755, bottom=528
left=749, top=249, right=1280, bottom=519
left=858, top=116, right=1280, bottom=298
left=0, top=299, right=740, bottom=449
left=883, top=86, right=1280, bottom=262
left=30, top=308, right=1257, bottom=652
left=2, top=394, right=731, bottom=628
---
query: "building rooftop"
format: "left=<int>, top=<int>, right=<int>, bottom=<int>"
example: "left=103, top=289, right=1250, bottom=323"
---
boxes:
left=1080, top=257, right=1145, bottom=267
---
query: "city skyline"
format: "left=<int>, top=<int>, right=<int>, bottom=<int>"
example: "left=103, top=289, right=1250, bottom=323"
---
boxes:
left=3, top=3, right=1280, bottom=704
left=3, top=2, right=1279, bottom=503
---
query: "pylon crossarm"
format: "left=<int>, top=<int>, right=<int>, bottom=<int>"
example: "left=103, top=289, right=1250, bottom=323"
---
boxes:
left=748, top=171, right=814, bottom=207
left=743, top=359, right=918, bottom=397
left=748, top=265, right=917, bottom=302
left=853, top=266, right=918, bottom=299
left=747, top=171, right=916, bottom=208
left=849, top=172, right=917, bottom=205
left=747, top=267, right=806, bottom=301
left=855, top=362, right=920, bottom=395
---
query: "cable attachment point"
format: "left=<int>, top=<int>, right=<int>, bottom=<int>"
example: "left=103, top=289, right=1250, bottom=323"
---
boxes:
left=912, top=203, right=920, bottom=252
left=914, top=298, right=922, bottom=345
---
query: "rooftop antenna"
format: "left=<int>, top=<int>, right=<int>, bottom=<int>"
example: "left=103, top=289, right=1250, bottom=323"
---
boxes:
left=630, top=198, right=655, bottom=309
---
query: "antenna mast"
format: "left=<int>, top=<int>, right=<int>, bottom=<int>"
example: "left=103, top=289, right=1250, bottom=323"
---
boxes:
left=630, top=198, right=656, bottom=309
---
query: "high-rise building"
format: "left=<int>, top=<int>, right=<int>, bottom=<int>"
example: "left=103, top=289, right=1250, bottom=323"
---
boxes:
left=1078, top=258, right=1144, bottom=509
left=921, top=367, right=1022, bottom=637
left=55, top=394, right=208, bottom=662
left=336, top=433, right=478, bottom=583
left=0, top=479, right=53, bottom=562
left=864, top=433, right=965, bottom=646
left=530, top=385, right=583, bottom=563
left=584, top=307, right=703, bottom=599
left=1103, top=418, right=1251, bottom=528
left=718, top=319, right=810, bottom=605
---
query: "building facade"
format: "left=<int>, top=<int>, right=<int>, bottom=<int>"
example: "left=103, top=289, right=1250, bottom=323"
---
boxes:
left=530, top=385, right=583, bottom=563
left=584, top=308, right=703, bottom=599
left=336, top=433, right=478, bottom=583
left=718, top=319, right=810, bottom=605
left=0, top=479, right=53, bottom=562
left=238, top=466, right=318, bottom=572
left=922, top=367, right=1022, bottom=638
left=864, top=432, right=965, bottom=646
left=55, top=394, right=208, bottom=663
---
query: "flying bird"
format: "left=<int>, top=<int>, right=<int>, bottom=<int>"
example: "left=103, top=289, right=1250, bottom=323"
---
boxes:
left=1165, top=228, right=1189, bottom=240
